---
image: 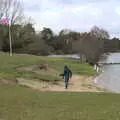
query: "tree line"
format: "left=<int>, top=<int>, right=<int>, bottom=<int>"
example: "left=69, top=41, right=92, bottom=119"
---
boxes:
left=0, top=0, right=120, bottom=65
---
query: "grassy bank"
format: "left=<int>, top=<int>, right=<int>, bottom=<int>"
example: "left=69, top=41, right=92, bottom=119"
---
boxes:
left=0, top=53, right=119, bottom=120
left=0, top=85, right=120, bottom=120
left=0, top=52, right=96, bottom=82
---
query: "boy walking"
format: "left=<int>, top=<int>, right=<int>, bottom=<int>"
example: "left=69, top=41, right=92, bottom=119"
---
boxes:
left=61, top=65, right=72, bottom=89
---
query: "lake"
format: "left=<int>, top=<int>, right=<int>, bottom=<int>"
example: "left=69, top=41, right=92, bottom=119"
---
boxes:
left=97, top=53, right=120, bottom=93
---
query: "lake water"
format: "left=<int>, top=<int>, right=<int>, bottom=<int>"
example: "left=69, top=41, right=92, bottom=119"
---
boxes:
left=97, top=53, right=120, bottom=93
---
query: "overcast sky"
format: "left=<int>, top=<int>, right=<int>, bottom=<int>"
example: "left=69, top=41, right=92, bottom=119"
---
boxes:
left=23, top=0, right=120, bottom=38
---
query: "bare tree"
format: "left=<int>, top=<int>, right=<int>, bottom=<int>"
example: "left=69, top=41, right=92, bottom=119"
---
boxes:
left=0, top=0, right=5, bottom=19
left=72, top=32, right=104, bottom=65
left=0, top=0, right=24, bottom=56
left=90, top=26, right=110, bottom=39
left=0, top=0, right=24, bottom=24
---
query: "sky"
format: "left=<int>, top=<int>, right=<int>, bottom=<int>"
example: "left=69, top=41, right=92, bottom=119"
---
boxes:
left=23, top=0, right=120, bottom=38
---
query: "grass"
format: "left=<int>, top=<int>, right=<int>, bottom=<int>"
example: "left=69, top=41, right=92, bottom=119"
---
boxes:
left=0, top=85, right=120, bottom=120
left=41, top=57, right=96, bottom=76
left=0, top=53, right=120, bottom=120
left=0, top=52, right=96, bottom=81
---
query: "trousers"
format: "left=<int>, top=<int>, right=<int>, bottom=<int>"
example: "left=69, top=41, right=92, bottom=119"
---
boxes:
left=64, top=76, right=69, bottom=89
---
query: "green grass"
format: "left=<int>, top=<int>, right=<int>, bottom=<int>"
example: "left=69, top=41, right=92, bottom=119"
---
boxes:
left=0, top=52, right=96, bottom=81
left=42, top=57, right=96, bottom=76
left=0, top=85, right=120, bottom=120
left=0, top=53, right=119, bottom=120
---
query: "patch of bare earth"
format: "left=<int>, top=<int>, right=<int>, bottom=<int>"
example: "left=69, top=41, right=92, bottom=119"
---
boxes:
left=16, top=65, right=105, bottom=92
left=0, top=78, right=18, bottom=84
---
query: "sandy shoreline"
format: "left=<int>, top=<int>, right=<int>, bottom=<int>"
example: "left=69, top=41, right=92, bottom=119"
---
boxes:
left=17, top=75, right=106, bottom=92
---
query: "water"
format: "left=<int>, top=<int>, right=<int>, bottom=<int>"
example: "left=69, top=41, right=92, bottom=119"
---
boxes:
left=48, top=54, right=81, bottom=59
left=97, top=53, right=120, bottom=93
left=100, top=53, right=120, bottom=63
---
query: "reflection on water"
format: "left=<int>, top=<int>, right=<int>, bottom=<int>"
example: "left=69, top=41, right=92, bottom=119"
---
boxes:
left=97, top=53, right=120, bottom=93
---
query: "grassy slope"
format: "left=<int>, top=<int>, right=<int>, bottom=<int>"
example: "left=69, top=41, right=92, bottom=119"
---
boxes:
left=0, top=85, right=120, bottom=120
left=0, top=52, right=96, bottom=81
left=0, top=53, right=120, bottom=120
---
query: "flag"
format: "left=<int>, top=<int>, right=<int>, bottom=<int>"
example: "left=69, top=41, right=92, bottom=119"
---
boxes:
left=0, top=18, right=10, bottom=24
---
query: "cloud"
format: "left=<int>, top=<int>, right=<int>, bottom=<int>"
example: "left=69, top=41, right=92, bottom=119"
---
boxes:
left=23, top=0, right=120, bottom=37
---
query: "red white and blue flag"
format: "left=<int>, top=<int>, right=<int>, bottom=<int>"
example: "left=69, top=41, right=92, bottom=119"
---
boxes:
left=0, top=18, right=10, bottom=24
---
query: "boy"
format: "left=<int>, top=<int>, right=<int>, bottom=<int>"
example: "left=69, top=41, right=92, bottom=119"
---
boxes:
left=60, top=65, right=72, bottom=89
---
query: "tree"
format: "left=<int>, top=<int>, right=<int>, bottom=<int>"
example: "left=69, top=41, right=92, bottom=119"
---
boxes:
left=0, top=0, right=24, bottom=56
left=72, top=32, right=89, bottom=62
left=59, top=29, right=73, bottom=36
left=41, top=27, right=54, bottom=45
left=83, top=33, right=104, bottom=65
left=0, top=23, right=35, bottom=52
left=0, top=0, right=23, bottom=24
left=72, top=32, right=104, bottom=65
left=90, top=26, right=109, bottom=39
left=27, top=34, right=54, bottom=56
left=58, top=30, right=80, bottom=54
left=21, top=23, right=35, bottom=45
left=103, top=37, right=120, bottom=52
left=0, top=24, right=10, bottom=52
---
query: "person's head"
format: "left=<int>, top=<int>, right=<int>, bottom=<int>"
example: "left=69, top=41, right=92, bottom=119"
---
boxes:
left=64, top=65, right=68, bottom=69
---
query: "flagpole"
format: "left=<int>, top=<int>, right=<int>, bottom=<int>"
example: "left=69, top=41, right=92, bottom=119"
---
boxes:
left=9, top=23, right=12, bottom=56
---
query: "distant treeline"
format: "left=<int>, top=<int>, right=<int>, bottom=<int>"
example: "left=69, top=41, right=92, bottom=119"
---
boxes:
left=0, top=24, right=120, bottom=65
left=0, top=0, right=120, bottom=65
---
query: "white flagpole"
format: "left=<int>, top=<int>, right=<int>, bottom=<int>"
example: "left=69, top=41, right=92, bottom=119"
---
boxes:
left=8, top=23, right=12, bottom=56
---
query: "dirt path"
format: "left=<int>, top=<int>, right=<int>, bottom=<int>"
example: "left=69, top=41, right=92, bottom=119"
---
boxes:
left=17, top=75, right=104, bottom=92
left=16, top=65, right=105, bottom=92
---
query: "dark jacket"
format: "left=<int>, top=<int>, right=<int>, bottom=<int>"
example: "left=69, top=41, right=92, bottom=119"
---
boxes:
left=63, top=67, right=72, bottom=79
